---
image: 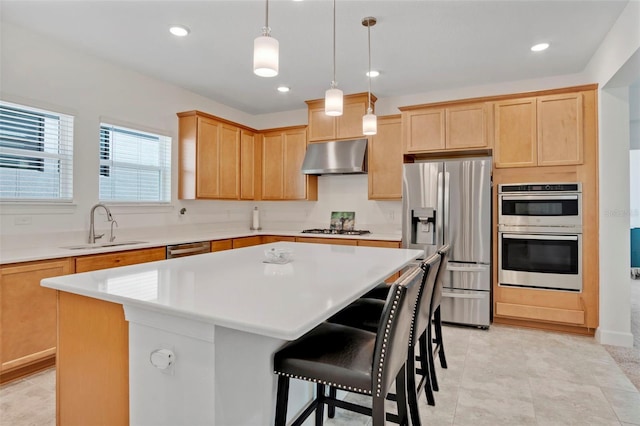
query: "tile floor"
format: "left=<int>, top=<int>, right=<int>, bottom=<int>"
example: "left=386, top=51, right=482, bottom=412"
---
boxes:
left=1, top=324, right=639, bottom=426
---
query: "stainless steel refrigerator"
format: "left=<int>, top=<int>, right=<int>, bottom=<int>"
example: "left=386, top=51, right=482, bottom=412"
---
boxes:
left=402, top=157, right=492, bottom=328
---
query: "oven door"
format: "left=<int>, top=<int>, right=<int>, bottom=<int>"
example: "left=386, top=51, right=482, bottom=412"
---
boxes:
left=499, top=194, right=581, bottom=228
left=498, top=232, right=582, bottom=291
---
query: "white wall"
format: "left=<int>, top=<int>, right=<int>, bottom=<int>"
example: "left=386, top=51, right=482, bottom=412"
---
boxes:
left=631, top=150, right=640, bottom=229
left=584, top=0, right=640, bottom=347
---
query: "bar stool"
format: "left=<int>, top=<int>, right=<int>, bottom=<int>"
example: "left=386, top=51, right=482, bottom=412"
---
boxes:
left=273, top=265, right=424, bottom=426
left=429, top=245, right=450, bottom=393
left=327, top=253, right=441, bottom=425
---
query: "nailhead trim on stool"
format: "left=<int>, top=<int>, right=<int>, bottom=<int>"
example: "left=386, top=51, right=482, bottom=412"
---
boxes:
left=272, top=372, right=372, bottom=395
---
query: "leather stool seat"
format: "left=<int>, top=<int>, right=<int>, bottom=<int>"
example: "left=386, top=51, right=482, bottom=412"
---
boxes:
left=326, top=298, right=384, bottom=333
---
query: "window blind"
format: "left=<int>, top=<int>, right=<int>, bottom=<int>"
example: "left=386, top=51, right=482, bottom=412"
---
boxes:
left=99, top=123, right=171, bottom=203
left=0, top=101, right=74, bottom=201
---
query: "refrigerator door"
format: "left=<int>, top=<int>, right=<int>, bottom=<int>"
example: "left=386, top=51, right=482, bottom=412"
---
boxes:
left=402, top=162, right=444, bottom=259
left=444, top=158, right=492, bottom=264
left=440, top=288, right=491, bottom=327
left=442, top=261, right=491, bottom=291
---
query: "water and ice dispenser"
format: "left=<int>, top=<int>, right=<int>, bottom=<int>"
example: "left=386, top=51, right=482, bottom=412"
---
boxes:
left=410, top=207, right=436, bottom=245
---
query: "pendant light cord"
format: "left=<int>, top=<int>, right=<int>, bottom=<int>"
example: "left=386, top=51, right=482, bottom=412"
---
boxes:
left=367, top=22, right=372, bottom=112
left=265, top=0, right=270, bottom=35
left=332, top=0, right=336, bottom=88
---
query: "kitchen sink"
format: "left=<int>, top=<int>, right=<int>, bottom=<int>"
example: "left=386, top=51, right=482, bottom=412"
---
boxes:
left=61, top=241, right=148, bottom=250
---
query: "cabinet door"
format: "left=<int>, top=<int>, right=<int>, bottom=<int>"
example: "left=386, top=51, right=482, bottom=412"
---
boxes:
left=283, top=129, right=308, bottom=200
left=75, top=248, right=166, bottom=273
left=308, top=106, right=336, bottom=142
left=368, top=116, right=402, bottom=200
left=446, top=103, right=488, bottom=149
left=403, top=108, right=445, bottom=153
left=240, top=131, right=260, bottom=200
left=1, top=259, right=72, bottom=375
left=336, top=101, right=367, bottom=140
left=262, top=132, right=284, bottom=200
left=218, top=124, right=240, bottom=199
left=196, top=116, right=220, bottom=198
left=537, top=93, right=583, bottom=166
left=263, top=236, right=296, bottom=243
left=494, top=98, right=537, bottom=168
left=232, top=236, right=263, bottom=248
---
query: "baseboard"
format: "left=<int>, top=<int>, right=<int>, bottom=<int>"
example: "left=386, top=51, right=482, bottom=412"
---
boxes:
left=595, top=327, right=635, bottom=347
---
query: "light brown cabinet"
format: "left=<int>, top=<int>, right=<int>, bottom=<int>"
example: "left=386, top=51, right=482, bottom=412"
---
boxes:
left=262, top=235, right=296, bottom=243
left=494, top=92, right=584, bottom=168
left=295, top=237, right=358, bottom=246
left=401, top=102, right=489, bottom=153
left=75, top=247, right=166, bottom=273
left=178, top=111, right=258, bottom=200
left=368, top=115, right=402, bottom=200
left=211, top=239, right=233, bottom=252
left=0, top=258, right=73, bottom=383
left=240, top=130, right=262, bottom=200
left=232, top=236, right=263, bottom=249
left=306, top=93, right=376, bottom=142
left=262, top=126, right=317, bottom=200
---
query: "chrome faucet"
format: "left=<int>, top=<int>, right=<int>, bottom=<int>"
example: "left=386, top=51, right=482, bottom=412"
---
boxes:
left=88, top=203, right=114, bottom=243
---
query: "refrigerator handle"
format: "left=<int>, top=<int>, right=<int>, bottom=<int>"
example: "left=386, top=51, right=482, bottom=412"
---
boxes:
left=437, top=171, right=444, bottom=247
left=442, top=171, right=450, bottom=247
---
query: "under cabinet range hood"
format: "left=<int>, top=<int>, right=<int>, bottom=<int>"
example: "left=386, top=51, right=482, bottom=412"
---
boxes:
left=301, top=139, right=368, bottom=175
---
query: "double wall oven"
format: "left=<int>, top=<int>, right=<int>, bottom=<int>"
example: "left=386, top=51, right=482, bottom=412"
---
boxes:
left=498, top=183, right=582, bottom=292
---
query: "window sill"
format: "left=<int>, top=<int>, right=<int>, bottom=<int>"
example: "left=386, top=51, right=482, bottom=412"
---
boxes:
left=0, top=202, right=77, bottom=215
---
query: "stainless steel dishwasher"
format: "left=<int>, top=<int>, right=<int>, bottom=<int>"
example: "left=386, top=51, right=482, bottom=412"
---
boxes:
left=166, top=241, right=211, bottom=259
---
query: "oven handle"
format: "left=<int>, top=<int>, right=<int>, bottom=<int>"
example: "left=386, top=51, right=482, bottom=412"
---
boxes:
left=500, top=194, right=578, bottom=201
left=502, top=233, right=578, bottom=241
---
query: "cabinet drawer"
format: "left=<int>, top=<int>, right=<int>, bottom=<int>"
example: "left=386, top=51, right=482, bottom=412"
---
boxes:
left=75, top=248, right=166, bottom=273
left=295, top=237, right=358, bottom=246
left=495, top=302, right=585, bottom=325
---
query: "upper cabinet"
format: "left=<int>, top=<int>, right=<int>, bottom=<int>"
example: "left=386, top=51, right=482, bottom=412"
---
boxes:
left=306, top=92, right=376, bottom=142
left=368, top=115, right=402, bottom=200
left=261, top=126, right=317, bottom=201
left=401, top=102, right=489, bottom=153
left=494, top=92, right=584, bottom=168
left=178, top=111, right=258, bottom=200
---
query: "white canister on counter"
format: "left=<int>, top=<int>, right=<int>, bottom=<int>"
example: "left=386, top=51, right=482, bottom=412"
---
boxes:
left=251, top=206, right=261, bottom=230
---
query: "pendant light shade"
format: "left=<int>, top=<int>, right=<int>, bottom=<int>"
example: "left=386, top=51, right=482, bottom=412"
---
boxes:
left=253, top=33, right=279, bottom=77
left=362, top=109, right=377, bottom=135
left=253, top=0, right=278, bottom=77
left=362, top=17, right=377, bottom=135
left=325, top=0, right=343, bottom=116
left=325, top=85, right=344, bottom=116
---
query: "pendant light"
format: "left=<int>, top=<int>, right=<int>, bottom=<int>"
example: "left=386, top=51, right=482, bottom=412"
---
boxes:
left=362, top=17, right=377, bottom=135
left=325, top=0, right=343, bottom=116
left=253, top=0, right=279, bottom=77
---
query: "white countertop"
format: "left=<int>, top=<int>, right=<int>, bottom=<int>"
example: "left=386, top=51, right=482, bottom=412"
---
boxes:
left=41, top=242, right=423, bottom=340
left=0, top=228, right=401, bottom=265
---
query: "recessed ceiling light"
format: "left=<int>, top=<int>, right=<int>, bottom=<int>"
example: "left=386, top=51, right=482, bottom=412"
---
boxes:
left=169, top=26, right=190, bottom=37
left=277, top=86, right=290, bottom=93
left=366, top=70, right=380, bottom=78
left=531, top=42, right=550, bottom=52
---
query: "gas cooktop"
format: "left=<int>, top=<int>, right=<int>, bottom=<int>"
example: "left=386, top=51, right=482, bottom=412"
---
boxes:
left=302, top=228, right=371, bottom=236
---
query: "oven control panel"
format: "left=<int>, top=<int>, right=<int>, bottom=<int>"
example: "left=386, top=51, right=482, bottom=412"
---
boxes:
left=499, top=183, right=581, bottom=193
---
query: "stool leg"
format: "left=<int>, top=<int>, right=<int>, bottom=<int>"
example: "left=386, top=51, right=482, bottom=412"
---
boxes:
left=327, top=386, right=337, bottom=418
left=424, top=325, right=439, bottom=392
left=395, top=365, right=409, bottom=426
left=372, top=395, right=386, bottom=426
left=275, top=375, right=290, bottom=426
left=315, top=383, right=325, bottom=425
left=406, top=345, right=421, bottom=426
left=418, top=330, right=435, bottom=406
left=434, top=307, right=448, bottom=369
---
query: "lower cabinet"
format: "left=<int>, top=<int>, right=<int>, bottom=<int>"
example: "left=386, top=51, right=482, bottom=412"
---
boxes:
left=75, top=247, right=166, bottom=273
left=262, top=235, right=296, bottom=243
left=232, top=236, right=263, bottom=248
left=211, top=239, right=233, bottom=252
left=57, top=292, right=129, bottom=425
left=295, top=237, right=358, bottom=246
left=0, top=258, right=74, bottom=383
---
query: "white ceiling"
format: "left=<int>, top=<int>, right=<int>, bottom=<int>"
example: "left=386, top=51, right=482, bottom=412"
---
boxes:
left=0, top=0, right=630, bottom=115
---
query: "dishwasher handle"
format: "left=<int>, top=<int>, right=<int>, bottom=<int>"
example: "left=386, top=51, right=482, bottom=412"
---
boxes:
left=166, top=242, right=211, bottom=258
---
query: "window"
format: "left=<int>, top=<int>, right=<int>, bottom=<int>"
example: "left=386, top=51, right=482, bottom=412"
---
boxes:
left=0, top=101, right=74, bottom=201
left=99, top=123, right=171, bottom=203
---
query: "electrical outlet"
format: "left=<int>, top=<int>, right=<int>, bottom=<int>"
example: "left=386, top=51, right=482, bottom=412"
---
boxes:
left=14, top=216, right=32, bottom=225
left=387, top=211, right=395, bottom=221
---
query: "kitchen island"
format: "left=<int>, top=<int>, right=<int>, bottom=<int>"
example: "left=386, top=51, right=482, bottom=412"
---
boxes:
left=42, top=242, right=422, bottom=425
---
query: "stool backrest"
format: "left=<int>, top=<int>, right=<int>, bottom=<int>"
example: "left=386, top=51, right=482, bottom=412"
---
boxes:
left=430, top=244, right=450, bottom=311
left=413, top=252, right=441, bottom=339
left=371, top=265, right=423, bottom=398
